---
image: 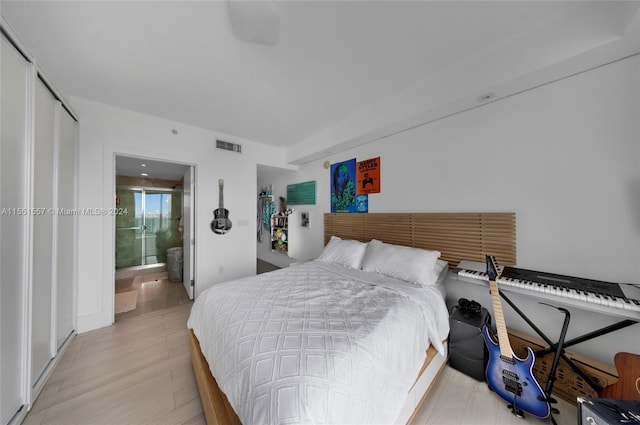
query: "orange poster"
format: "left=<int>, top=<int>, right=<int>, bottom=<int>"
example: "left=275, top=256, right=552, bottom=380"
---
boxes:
left=356, top=157, right=380, bottom=194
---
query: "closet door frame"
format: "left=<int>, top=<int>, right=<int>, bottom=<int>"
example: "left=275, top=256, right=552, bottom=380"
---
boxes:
left=56, top=107, right=79, bottom=350
left=29, top=69, right=80, bottom=404
left=1, top=19, right=80, bottom=425
left=31, top=76, right=58, bottom=393
left=0, top=25, right=34, bottom=425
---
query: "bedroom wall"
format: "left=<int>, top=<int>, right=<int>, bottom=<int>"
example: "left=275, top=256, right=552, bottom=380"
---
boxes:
left=73, top=97, right=290, bottom=333
left=258, top=55, right=640, bottom=363
left=262, top=54, right=640, bottom=283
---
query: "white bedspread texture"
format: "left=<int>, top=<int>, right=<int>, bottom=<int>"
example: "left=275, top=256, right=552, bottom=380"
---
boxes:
left=187, top=261, right=449, bottom=425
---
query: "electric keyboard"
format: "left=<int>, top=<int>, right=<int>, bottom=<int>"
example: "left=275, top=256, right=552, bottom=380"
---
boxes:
left=456, top=261, right=640, bottom=320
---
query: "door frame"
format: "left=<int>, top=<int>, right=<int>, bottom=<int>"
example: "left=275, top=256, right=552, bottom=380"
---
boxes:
left=182, top=166, right=195, bottom=300
left=112, top=154, right=196, bottom=318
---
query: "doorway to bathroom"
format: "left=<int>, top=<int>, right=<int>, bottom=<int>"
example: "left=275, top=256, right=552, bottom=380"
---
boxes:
left=113, top=154, right=196, bottom=322
left=115, top=187, right=182, bottom=268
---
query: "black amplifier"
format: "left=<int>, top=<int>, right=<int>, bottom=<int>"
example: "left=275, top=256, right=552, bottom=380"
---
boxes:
left=578, top=397, right=640, bottom=425
left=448, top=302, right=491, bottom=381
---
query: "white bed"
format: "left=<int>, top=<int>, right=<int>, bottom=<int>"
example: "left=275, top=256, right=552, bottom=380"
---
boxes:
left=188, top=247, right=449, bottom=424
left=187, top=212, right=517, bottom=425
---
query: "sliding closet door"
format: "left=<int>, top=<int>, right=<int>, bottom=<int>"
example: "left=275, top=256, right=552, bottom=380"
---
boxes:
left=31, top=79, right=57, bottom=386
left=1, top=34, right=30, bottom=424
left=56, top=108, right=77, bottom=349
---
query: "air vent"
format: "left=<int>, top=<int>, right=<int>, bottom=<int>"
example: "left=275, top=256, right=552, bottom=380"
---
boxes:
left=216, top=139, right=242, bottom=153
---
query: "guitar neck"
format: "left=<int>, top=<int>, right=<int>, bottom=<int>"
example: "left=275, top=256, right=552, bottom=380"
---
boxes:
left=489, top=278, right=514, bottom=358
left=218, top=179, right=224, bottom=209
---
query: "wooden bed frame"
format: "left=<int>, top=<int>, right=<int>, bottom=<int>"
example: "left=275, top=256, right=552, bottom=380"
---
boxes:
left=190, top=212, right=516, bottom=424
left=190, top=329, right=242, bottom=425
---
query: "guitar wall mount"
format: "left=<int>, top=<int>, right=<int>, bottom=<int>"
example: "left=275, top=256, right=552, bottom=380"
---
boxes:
left=458, top=298, right=482, bottom=319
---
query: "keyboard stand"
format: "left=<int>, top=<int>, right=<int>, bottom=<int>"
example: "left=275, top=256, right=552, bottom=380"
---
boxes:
left=497, top=290, right=637, bottom=396
left=535, top=319, right=637, bottom=357
left=541, top=304, right=569, bottom=425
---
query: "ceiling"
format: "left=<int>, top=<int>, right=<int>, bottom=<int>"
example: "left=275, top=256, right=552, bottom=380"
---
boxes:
left=115, top=155, right=190, bottom=181
left=2, top=1, right=639, bottom=169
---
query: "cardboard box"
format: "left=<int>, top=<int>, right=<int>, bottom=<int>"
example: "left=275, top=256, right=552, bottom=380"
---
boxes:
left=507, top=328, right=618, bottom=405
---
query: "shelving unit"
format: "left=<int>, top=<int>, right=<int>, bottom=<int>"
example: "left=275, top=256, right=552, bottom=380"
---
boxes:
left=270, top=213, right=289, bottom=253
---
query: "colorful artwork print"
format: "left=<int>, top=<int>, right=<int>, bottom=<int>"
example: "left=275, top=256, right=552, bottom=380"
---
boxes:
left=330, top=159, right=357, bottom=213
left=356, top=194, right=368, bottom=213
left=356, top=156, right=380, bottom=194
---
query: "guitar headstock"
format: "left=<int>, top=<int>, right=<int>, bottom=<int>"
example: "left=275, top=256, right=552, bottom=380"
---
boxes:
left=486, top=255, right=501, bottom=281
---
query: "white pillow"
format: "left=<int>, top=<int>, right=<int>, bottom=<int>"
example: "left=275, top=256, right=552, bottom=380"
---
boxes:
left=361, top=239, right=441, bottom=286
left=318, top=236, right=368, bottom=269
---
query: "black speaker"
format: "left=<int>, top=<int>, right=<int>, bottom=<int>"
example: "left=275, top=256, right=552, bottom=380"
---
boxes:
left=578, top=397, right=640, bottom=425
left=449, top=300, right=491, bottom=381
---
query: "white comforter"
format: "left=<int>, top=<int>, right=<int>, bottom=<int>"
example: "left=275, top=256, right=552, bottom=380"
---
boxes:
left=187, top=260, right=450, bottom=425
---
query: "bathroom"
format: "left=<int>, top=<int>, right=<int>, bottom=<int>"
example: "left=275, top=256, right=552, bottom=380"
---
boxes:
left=115, top=187, right=183, bottom=269
left=114, top=155, right=193, bottom=320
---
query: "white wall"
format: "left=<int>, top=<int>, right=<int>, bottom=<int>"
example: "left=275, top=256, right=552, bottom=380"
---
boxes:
left=73, top=97, right=289, bottom=333
left=260, top=55, right=640, bottom=362
left=271, top=55, right=640, bottom=283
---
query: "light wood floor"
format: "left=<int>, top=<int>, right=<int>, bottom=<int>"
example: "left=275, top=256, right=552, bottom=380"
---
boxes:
left=413, top=365, right=576, bottom=425
left=24, top=295, right=577, bottom=425
left=115, top=271, right=191, bottom=322
left=24, top=302, right=204, bottom=425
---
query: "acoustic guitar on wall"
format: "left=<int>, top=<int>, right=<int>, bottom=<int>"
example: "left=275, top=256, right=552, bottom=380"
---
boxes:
left=599, top=352, right=640, bottom=401
left=211, top=179, right=232, bottom=234
left=482, top=255, right=551, bottom=419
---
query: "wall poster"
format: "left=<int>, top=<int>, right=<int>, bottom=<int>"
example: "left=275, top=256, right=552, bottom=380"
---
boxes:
left=330, top=159, right=357, bottom=213
left=356, top=194, right=368, bottom=213
left=356, top=156, right=380, bottom=194
left=287, top=180, right=316, bottom=205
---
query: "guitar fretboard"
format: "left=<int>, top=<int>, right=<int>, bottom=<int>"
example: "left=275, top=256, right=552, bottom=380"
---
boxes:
left=488, top=278, right=514, bottom=358
left=218, top=179, right=225, bottom=209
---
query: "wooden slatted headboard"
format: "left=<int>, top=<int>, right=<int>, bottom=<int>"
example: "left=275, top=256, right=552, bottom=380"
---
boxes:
left=324, top=212, right=516, bottom=268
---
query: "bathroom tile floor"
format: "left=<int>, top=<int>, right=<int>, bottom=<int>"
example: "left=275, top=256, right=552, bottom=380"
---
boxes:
left=115, top=271, right=191, bottom=322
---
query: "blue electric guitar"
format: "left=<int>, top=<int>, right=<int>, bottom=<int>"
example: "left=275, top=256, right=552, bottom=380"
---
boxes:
left=482, top=255, right=550, bottom=419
